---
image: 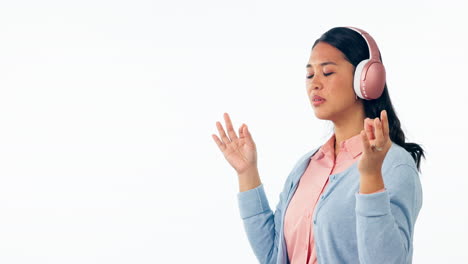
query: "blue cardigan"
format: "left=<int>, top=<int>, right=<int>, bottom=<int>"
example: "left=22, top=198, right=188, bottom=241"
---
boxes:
left=237, top=142, right=422, bottom=264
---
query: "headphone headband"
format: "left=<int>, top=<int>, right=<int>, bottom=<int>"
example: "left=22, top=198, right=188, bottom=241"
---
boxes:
left=345, top=26, right=381, bottom=62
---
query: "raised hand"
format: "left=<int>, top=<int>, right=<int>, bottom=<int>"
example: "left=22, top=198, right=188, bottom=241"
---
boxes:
left=358, top=110, right=392, bottom=185
left=212, top=113, right=258, bottom=175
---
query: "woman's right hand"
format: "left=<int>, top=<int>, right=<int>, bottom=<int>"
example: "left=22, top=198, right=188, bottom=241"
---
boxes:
left=212, top=113, right=258, bottom=175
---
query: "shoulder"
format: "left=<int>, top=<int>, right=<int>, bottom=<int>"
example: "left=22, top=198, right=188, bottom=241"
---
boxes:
left=382, top=142, right=421, bottom=190
left=383, top=141, right=418, bottom=172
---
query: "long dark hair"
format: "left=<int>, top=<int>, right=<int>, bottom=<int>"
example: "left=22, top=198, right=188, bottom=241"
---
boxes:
left=312, top=27, right=426, bottom=172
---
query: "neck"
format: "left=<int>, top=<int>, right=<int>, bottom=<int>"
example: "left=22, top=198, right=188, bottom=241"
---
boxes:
left=333, top=106, right=365, bottom=154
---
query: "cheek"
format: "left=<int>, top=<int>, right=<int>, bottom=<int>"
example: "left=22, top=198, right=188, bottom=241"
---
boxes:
left=330, top=76, right=354, bottom=93
left=326, top=77, right=346, bottom=92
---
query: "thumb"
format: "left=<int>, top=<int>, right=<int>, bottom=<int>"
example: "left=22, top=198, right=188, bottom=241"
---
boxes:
left=360, top=130, right=371, bottom=154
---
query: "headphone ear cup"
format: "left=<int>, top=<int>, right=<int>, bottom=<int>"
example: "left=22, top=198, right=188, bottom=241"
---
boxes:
left=353, top=59, right=368, bottom=99
left=364, top=61, right=386, bottom=100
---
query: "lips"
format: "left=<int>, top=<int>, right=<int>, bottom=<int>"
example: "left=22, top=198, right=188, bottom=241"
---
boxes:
left=313, top=95, right=325, bottom=101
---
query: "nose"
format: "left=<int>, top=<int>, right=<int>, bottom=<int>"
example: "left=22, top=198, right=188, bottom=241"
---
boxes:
left=307, top=76, right=323, bottom=91
left=312, top=81, right=321, bottom=90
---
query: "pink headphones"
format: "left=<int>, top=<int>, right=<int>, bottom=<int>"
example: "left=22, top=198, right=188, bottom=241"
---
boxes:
left=345, top=26, right=386, bottom=100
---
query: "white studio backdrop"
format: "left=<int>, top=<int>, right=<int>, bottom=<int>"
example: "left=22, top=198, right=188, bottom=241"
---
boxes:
left=0, top=0, right=466, bottom=263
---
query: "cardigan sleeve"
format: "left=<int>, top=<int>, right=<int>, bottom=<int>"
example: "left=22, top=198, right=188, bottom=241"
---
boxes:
left=237, top=180, right=291, bottom=264
left=359, top=187, right=386, bottom=194
left=354, top=163, right=423, bottom=263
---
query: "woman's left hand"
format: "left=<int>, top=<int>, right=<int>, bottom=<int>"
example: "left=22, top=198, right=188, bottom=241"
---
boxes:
left=358, top=110, right=392, bottom=176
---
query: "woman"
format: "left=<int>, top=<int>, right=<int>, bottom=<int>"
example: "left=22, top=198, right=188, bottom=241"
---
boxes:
left=212, top=26, right=425, bottom=264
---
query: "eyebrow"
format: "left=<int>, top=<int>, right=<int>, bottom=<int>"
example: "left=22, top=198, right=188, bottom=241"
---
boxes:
left=306, top=61, right=337, bottom=68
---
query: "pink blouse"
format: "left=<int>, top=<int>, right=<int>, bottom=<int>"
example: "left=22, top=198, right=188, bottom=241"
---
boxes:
left=283, top=133, right=384, bottom=263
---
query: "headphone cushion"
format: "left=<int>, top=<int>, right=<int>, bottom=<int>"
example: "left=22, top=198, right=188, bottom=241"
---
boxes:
left=353, top=59, right=368, bottom=99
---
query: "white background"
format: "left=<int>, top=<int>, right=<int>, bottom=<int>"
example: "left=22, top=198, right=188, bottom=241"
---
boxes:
left=0, top=0, right=466, bottom=263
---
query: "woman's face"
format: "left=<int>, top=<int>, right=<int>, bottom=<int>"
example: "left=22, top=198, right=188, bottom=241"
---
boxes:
left=306, top=41, right=361, bottom=122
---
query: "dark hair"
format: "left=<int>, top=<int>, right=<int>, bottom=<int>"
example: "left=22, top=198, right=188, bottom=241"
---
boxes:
left=312, top=27, right=426, bottom=172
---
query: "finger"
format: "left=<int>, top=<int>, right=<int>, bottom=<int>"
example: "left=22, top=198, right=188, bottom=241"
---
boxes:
left=237, top=122, right=253, bottom=145
left=374, top=117, right=385, bottom=146
left=364, top=122, right=374, bottom=146
left=238, top=124, right=244, bottom=138
left=364, top=118, right=375, bottom=140
left=216, top=120, right=231, bottom=144
left=239, top=123, right=248, bottom=139
left=212, top=134, right=226, bottom=151
left=243, top=124, right=254, bottom=145
left=381, top=110, right=390, bottom=138
left=360, top=129, right=372, bottom=153
left=224, top=113, right=239, bottom=142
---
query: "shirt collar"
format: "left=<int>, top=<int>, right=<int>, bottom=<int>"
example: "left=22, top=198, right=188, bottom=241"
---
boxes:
left=311, top=132, right=363, bottom=160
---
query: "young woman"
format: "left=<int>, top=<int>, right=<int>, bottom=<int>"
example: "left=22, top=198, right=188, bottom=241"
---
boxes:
left=212, top=26, right=425, bottom=264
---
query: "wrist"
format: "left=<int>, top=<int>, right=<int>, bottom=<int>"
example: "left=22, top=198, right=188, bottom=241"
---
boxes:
left=238, top=167, right=261, bottom=192
left=359, top=172, right=384, bottom=194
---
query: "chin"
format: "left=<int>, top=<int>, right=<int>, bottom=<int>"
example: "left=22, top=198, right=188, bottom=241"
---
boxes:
left=312, top=105, right=340, bottom=121
left=313, top=110, right=332, bottom=121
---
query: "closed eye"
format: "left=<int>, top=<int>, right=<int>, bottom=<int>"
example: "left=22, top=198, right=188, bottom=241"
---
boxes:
left=306, top=72, right=334, bottom=79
